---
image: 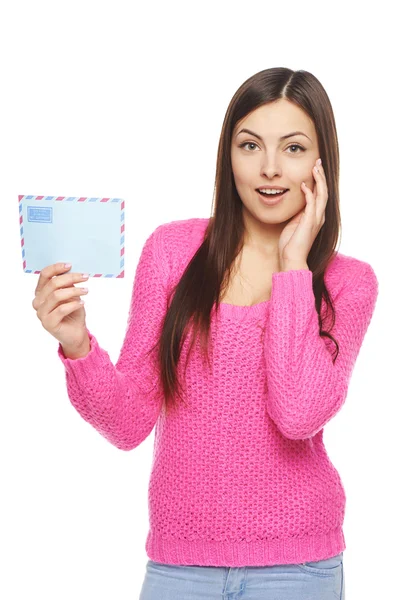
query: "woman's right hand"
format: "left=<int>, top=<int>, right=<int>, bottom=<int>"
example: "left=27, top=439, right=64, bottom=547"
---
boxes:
left=32, top=263, right=90, bottom=351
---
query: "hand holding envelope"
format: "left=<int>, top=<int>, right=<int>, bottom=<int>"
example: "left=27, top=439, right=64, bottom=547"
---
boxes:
left=31, top=263, right=92, bottom=359
left=20, top=194, right=126, bottom=359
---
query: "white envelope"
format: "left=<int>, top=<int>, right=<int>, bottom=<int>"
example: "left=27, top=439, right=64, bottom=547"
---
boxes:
left=18, top=194, right=125, bottom=278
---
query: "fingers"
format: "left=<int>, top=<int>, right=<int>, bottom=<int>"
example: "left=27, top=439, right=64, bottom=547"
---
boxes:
left=32, top=264, right=89, bottom=312
left=34, top=263, right=72, bottom=297
left=41, top=299, right=87, bottom=335
left=312, top=158, right=328, bottom=222
left=37, top=285, right=88, bottom=321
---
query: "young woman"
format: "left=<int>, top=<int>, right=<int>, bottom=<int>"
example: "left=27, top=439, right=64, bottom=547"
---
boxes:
left=32, top=67, right=379, bottom=599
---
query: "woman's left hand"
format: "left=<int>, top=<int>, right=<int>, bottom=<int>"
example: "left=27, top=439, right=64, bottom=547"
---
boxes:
left=278, top=158, right=328, bottom=266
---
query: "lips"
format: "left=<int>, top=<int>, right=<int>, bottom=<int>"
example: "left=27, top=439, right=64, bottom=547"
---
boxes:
left=257, top=189, right=288, bottom=197
left=257, top=189, right=288, bottom=205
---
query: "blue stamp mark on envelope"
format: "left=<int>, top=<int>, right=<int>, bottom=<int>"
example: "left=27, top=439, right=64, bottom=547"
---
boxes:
left=27, top=206, right=53, bottom=223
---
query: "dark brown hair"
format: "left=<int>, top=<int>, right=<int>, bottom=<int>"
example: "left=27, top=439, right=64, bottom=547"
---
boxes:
left=150, top=67, right=341, bottom=416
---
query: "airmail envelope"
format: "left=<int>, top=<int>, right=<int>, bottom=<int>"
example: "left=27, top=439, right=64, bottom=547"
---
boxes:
left=18, top=195, right=125, bottom=278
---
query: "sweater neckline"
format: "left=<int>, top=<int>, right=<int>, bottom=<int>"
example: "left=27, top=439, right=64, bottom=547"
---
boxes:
left=215, top=298, right=270, bottom=318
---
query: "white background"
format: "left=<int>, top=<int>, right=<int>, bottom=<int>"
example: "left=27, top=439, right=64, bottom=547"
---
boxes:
left=1, top=1, right=398, bottom=598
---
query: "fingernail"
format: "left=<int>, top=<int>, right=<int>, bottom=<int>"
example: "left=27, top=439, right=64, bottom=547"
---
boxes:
left=64, top=263, right=72, bottom=269
left=317, top=158, right=322, bottom=166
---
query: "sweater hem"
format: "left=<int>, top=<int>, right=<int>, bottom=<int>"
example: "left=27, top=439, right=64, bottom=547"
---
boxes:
left=145, top=526, right=346, bottom=567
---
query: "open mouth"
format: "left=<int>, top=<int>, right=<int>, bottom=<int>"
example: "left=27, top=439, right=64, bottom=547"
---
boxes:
left=256, top=188, right=288, bottom=198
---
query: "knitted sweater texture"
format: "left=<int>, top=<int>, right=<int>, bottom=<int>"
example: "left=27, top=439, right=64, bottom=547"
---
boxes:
left=57, top=217, right=379, bottom=567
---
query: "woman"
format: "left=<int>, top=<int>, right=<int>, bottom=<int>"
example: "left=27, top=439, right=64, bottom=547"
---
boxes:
left=32, top=67, right=378, bottom=599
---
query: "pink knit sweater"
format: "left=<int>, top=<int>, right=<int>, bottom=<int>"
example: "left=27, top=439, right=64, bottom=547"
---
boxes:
left=57, top=217, right=379, bottom=567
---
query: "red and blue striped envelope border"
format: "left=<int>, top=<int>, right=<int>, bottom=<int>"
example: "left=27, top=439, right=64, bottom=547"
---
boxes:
left=18, top=195, right=125, bottom=278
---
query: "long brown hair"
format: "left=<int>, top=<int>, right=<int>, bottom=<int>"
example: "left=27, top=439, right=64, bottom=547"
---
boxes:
left=149, top=67, right=342, bottom=416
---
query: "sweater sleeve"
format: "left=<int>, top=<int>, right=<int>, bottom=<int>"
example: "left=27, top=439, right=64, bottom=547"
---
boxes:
left=264, top=262, right=379, bottom=440
left=57, top=224, right=169, bottom=451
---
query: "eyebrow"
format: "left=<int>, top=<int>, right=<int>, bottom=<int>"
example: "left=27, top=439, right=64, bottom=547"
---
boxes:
left=235, top=128, right=312, bottom=142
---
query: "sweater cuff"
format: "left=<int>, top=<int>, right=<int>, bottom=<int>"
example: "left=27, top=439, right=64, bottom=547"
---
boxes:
left=271, top=269, right=314, bottom=303
left=57, top=329, right=109, bottom=379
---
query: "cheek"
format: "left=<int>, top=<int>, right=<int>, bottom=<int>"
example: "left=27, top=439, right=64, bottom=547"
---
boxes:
left=231, top=152, right=256, bottom=183
left=232, top=168, right=249, bottom=189
left=230, top=157, right=242, bottom=183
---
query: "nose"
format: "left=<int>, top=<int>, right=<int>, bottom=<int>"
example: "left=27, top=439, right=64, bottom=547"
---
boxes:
left=261, top=157, right=282, bottom=179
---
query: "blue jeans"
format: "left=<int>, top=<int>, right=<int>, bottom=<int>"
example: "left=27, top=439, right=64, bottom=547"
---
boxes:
left=139, top=551, right=345, bottom=599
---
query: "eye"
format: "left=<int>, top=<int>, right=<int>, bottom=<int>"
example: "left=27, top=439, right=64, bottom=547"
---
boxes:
left=287, top=144, right=305, bottom=154
left=239, top=142, right=259, bottom=151
left=238, top=142, right=306, bottom=153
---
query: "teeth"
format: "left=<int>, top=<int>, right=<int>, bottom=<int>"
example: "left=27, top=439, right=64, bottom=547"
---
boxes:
left=259, top=189, right=286, bottom=195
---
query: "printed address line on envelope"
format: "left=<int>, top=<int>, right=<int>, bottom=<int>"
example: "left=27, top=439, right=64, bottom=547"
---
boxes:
left=18, top=195, right=125, bottom=278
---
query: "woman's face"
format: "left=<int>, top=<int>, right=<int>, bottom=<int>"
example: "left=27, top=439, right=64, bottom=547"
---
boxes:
left=231, top=99, right=320, bottom=229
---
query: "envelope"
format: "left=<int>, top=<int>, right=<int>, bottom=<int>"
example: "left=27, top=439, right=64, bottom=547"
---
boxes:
left=18, top=195, right=125, bottom=278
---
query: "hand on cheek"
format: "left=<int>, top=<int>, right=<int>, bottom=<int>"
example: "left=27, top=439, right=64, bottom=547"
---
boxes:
left=278, top=157, right=328, bottom=264
left=301, top=181, right=314, bottom=198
